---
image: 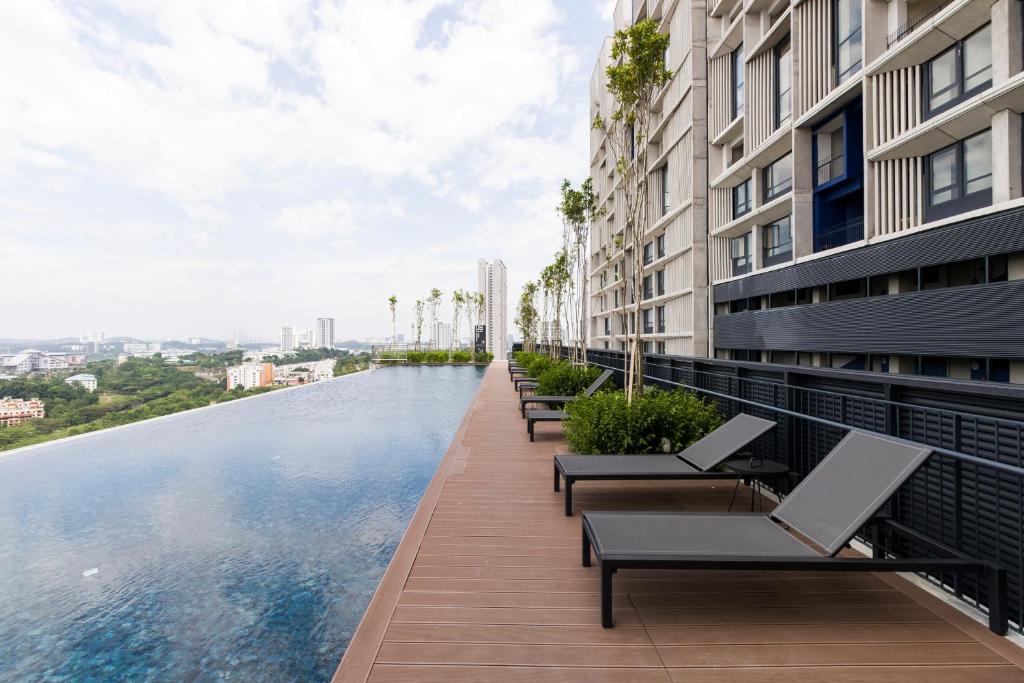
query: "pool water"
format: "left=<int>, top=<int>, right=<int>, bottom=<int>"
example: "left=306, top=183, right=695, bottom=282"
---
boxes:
left=0, top=365, right=484, bottom=682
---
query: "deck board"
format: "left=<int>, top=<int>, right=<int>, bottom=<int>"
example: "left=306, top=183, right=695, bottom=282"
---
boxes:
left=333, top=362, right=1024, bottom=682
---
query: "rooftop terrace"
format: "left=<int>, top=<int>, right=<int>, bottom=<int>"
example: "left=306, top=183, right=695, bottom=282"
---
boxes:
left=333, top=361, right=1024, bottom=682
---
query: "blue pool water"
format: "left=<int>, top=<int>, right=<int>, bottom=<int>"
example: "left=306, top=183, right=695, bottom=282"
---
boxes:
left=0, top=365, right=484, bottom=682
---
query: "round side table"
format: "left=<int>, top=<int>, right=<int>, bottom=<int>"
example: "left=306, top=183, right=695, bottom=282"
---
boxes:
left=723, top=456, right=790, bottom=512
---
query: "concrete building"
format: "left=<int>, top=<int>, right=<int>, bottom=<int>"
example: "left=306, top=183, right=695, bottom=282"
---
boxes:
left=0, top=350, right=71, bottom=375
left=281, top=326, right=296, bottom=353
left=477, top=258, right=508, bottom=359
left=0, top=397, right=45, bottom=426
left=589, top=0, right=710, bottom=357
left=705, top=0, right=1024, bottom=382
left=431, top=322, right=452, bottom=350
left=226, top=363, right=274, bottom=390
left=65, top=374, right=97, bottom=392
left=315, top=318, right=335, bottom=349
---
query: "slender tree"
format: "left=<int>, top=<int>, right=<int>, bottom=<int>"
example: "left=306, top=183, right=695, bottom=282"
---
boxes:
left=558, top=177, right=604, bottom=365
left=515, top=281, right=540, bottom=353
left=414, top=299, right=425, bottom=349
left=388, top=295, right=398, bottom=348
left=593, top=19, right=672, bottom=403
left=427, top=288, right=442, bottom=349
left=450, top=289, right=466, bottom=361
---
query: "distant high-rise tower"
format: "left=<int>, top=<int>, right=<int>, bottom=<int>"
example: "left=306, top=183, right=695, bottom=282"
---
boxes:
left=477, top=258, right=507, bottom=360
left=281, top=326, right=296, bottom=352
left=315, top=318, right=335, bottom=349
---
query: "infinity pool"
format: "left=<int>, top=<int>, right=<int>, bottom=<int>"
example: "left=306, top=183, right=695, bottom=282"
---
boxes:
left=0, top=365, right=484, bottom=681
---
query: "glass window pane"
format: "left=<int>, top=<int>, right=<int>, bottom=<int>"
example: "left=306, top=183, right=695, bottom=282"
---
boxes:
left=964, top=25, right=992, bottom=92
left=964, top=130, right=992, bottom=195
left=928, top=48, right=958, bottom=110
left=930, top=146, right=957, bottom=204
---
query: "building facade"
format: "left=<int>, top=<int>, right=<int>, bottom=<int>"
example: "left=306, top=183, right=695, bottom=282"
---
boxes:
left=65, top=374, right=97, bottom=392
left=280, top=326, right=296, bottom=353
left=226, top=363, right=274, bottom=390
left=593, top=0, right=1024, bottom=383
left=0, top=350, right=71, bottom=375
left=477, top=258, right=508, bottom=359
left=0, top=397, right=45, bottom=426
left=589, top=0, right=711, bottom=358
left=431, top=321, right=452, bottom=350
left=706, top=0, right=1024, bottom=383
left=315, top=318, right=335, bottom=349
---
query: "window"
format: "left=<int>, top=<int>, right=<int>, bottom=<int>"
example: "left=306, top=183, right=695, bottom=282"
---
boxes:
left=643, top=275, right=653, bottom=300
left=730, top=142, right=744, bottom=165
left=731, top=233, right=752, bottom=276
left=656, top=305, right=666, bottom=333
left=656, top=234, right=666, bottom=258
left=643, top=308, right=654, bottom=334
left=833, top=0, right=862, bottom=84
left=763, top=153, right=793, bottom=201
left=661, top=165, right=670, bottom=215
left=762, top=216, right=793, bottom=267
left=924, top=24, right=992, bottom=118
left=926, top=129, right=992, bottom=221
left=603, top=317, right=610, bottom=335
left=733, top=178, right=752, bottom=218
left=656, top=269, right=665, bottom=296
left=731, top=44, right=744, bottom=119
left=656, top=341, right=666, bottom=355
left=775, top=36, right=791, bottom=128
left=815, top=116, right=845, bottom=186
left=629, top=123, right=636, bottom=160
left=643, top=241, right=654, bottom=265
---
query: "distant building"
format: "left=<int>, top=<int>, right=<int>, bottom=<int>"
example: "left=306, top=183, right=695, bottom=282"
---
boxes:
left=539, top=322, right=565, bottom=344
left=281, top=326, right=296, bottom=352
left=65, top=374, right=98, bottom=392
left=431, top=322, right=452, bottom=349
left=273, top=359, right=335, bottom=385
left=0, top=350, right=71, bottom=375
left=315, top=318, right=335, bottom=349
left=226, top=363, right=274, bottom=390
left=297, top=329, right=315, bottom=349
left=0, top=397, right=45, bottom=426
left=122, top=342, right=161, bottom=354
left=478, top=258, right=508, bottom=359
left=0, top=374, right=17, bottom=382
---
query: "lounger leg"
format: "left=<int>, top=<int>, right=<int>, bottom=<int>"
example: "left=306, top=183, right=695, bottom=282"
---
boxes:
left=554, top=464, right=560, bottom=492
left=582, top=527, right=591, bottom=567
left=528, top=420, right=534, bottom=442
left=728, top=477, right=742, bottom=512
left=565, top=479, right=574, bottom=516
left=987, top=565, right=1008, bottom=635
left=601, top=563, right=614, bottom=628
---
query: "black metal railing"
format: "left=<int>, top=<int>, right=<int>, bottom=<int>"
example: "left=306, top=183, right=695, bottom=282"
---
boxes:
left=887, top=1, right=951, bottom=48
left=514, top=343, right=1024, bottom=632
left=814, top=216, right=864, bottom=252
left=815, top=153, right=845, bottom=186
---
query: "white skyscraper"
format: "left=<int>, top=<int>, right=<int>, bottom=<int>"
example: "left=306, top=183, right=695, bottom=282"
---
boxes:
left=281, top=326, right=296, bottom=352
left=315, top=318, right=335, bottom=349
left=477, top=258, right=507, bottom=360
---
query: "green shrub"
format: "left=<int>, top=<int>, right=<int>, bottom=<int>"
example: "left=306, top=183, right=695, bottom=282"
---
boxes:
left=524, top=355, right=559, bottom=377
left=564, top=388, right=722, bottom=455
left=536, top=364, right=602, bottom=397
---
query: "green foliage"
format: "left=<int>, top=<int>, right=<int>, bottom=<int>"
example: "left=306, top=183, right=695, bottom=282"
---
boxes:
left=604, top=19, right=672, bottom=127
left=536, top=364, right=601, bottom=397
left=378, top=351, right=492, bottom=364
left=514, top=281, right=539, bottom=349
left=564, top=388, right=722, bottom=455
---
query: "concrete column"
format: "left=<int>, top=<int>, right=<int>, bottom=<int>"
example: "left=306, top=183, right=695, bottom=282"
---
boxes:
left=751, top=225, right=764, bottom=271
left=792, top=127, right=815, bottom=258
left=992, top=0, right=1023, bottom=84
left=991, top=109, right=1022, bottom=204
left=864, top=1, right=891, bottom=66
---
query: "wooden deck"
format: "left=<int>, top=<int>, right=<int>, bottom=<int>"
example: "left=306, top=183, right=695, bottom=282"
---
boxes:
left=333, top=362, right=1024, bottom=682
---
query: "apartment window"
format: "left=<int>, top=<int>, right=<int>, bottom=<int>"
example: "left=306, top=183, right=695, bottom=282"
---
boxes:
left=643, top=308, right=654, bottom=334
left=643, top=275, right=653, bottom=300
left=774, top=36, right=792, bottom=128
left=924, top=24, right=992, bottom=119
left=925, top=129, right=992, bottom=221
left=833, top=0, right=862, bottom=84
left=629, top=123, right=636, bottom=160
left=730, top=142, right=744, bottom=165
left=815, top=116, right=845, bottom=186
left=731, top=44, right=745, bottom=119
left=731, top=233, right=752, bottom=276
left=603, top=317, right=610, bottom=335
left=763, top=153, right=793, bottom=202
left=656, top=234, right=666, bottom=258
left=643, top=241, right=654, bottom=265
left=656, top=341, right=666, bottom=354
left=656, top=305, right=666, bottom=333
left=656, top=269, right=665, bottom=296
left=762, top=216, right=793, bottom=267
left=733, top=178, right=752, bottom=218
left=661, top=165, right=670, bottom=215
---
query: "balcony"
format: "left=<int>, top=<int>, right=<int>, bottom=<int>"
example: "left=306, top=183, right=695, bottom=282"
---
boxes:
left=815, top=154, right=846, bottom=187
left=814, top=216, right=864, bottom=252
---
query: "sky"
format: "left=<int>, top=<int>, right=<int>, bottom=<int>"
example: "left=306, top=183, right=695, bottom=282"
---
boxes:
left=1, top=0, right=617, bottom=342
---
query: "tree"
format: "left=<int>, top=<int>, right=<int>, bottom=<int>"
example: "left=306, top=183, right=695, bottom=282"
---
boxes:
left=514, top=281, right=540, bottom=353
left=449, top=289, right=466, bottom=361
left=388, top=295, right=398, bottom=347
left=414, top=299, right=425, bottom=349
left=593, top=18, right=672, bottom=403
left=558, top=177, right=604, bottom=365
left=427, top=288, right=442, bottom=348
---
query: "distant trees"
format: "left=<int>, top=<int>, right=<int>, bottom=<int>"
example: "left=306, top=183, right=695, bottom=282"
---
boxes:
left=450, top=289, right=466, bottom=361
left=427, top=288, right=442, bottom=348
left=414, top=299, right=425, bottom=348
left=515, top=281, right=539, bottom=352
left=558, top=177, right=603, bottom=365
left=388, top=295, right=398, bottom=347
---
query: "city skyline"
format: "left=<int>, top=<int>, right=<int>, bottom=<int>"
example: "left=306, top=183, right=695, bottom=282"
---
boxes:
left=0, top=2, right=615, bottom=341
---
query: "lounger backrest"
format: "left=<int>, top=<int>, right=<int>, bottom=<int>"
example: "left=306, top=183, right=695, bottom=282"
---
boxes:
left=584, top=369, right=615, bottom=397
left=678, top=413, right=776, bottom=471
left=771, top=431, right=932, bottom=556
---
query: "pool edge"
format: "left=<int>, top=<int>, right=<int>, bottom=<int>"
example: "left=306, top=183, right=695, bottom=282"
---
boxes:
left=329, top=362, right=493, bottom=683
